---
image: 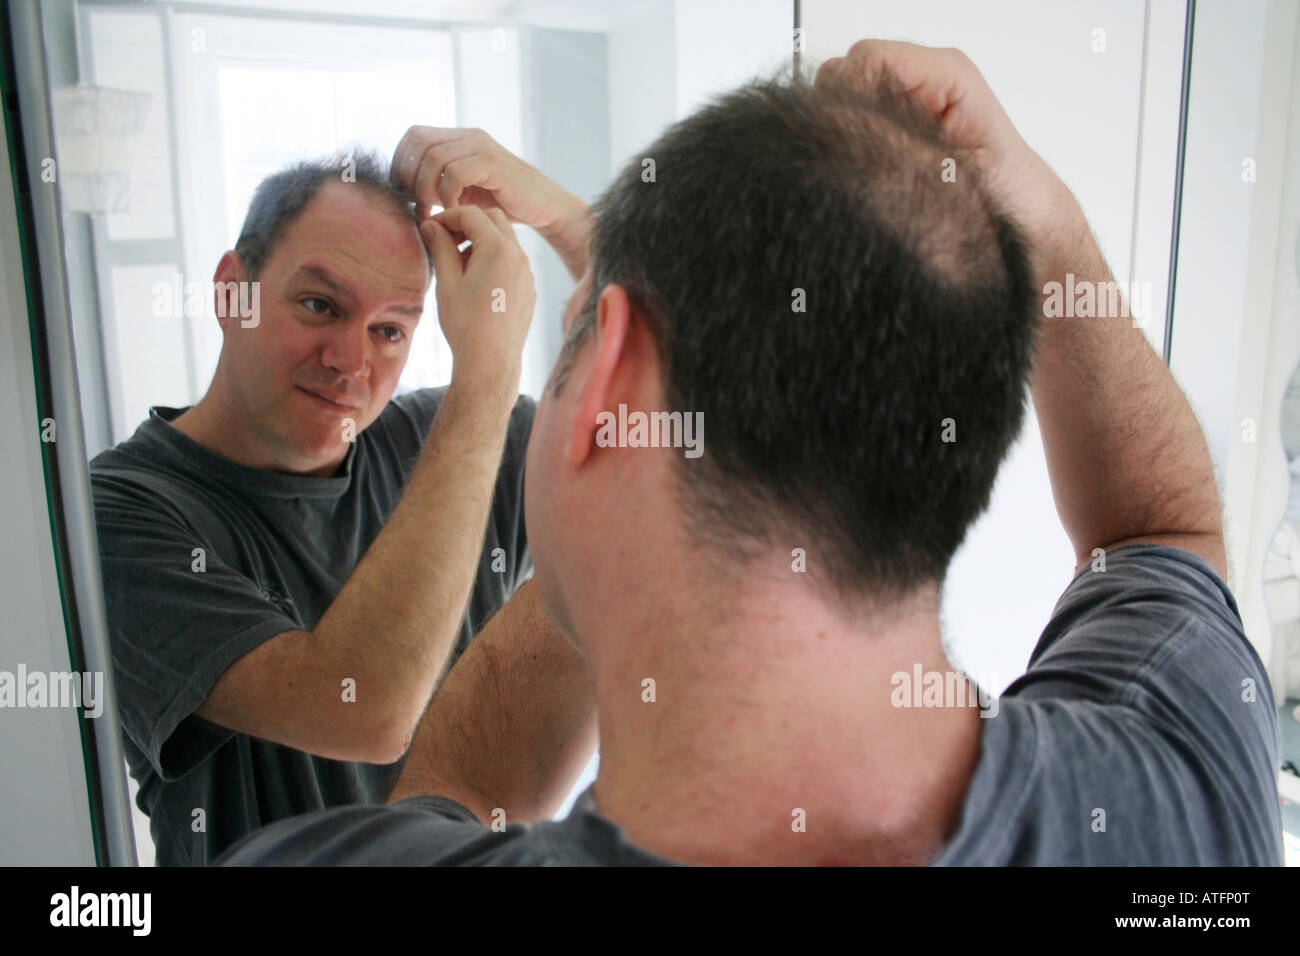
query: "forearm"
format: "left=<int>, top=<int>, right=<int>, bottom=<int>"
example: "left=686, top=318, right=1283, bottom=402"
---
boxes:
left=1028, top=189, right=1225, bottom=575
left=309, top=371, right=522, bottom=757
left=387, top=577, right=599, bottom=823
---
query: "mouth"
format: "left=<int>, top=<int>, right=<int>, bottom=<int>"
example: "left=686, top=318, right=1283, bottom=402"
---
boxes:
left=297, top=386, right=361, bottom=413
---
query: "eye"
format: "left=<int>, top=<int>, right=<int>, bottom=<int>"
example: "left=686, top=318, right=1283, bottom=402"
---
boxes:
left=302, top=297, right=332, bottom=315
left=377, top=326, right=406, bottom=344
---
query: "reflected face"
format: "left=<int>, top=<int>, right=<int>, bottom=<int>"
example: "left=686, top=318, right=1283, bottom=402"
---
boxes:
left=222, top=182, right=430, bottom=476
left=525, top=269, right=596, bottom=641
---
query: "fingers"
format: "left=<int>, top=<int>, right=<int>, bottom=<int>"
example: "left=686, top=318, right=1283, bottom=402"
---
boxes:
left=392, top=126, right=466, bottom=189
left=391, top=126, right=498, bottom=215
left=479, top=205, right=517, bottom=239
left=391, top=125, right=437, bottom=194
left=408, top=138, right=474, bottom=215
left=817, top=39, right=935, bottom=90
left=813, top=54, right=846, bottom=89
left=420, top=218, right=461, bottom=281
left=435, top=204, right=516, bottom=246
left=411, top=148, right=450, bottom=216
left=815, top=39, right=966, bottom=120
left=424, top=204, right=521, bottom=266
left=814, top=39, right=1011, bottom=157
left=425, top=196, right=536, bottom=376
left=438, top=156, right=497, bottom=212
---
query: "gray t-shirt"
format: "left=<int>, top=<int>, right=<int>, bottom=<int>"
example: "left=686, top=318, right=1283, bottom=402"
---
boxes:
left=215, top=543, right=1285, bottom=865
left=89, top=387, right=536, bottom=866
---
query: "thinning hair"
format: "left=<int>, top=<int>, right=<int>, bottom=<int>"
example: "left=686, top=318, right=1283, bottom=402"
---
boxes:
left=548, top=67, right=1039, bottom=608
left=233, top=149, right=430, bottom=279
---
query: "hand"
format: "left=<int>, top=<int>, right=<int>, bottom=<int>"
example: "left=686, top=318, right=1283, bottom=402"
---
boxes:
left=815, top=40, right=1079, bottom=273
left=420, top=204, right=536, bottom=385
left=391, top=126, right=586, bottom=235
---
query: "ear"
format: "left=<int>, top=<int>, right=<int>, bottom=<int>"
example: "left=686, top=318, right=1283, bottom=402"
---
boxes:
left=566, top=282, right=634, bottom=470
left=211, top=251, right=244, bottom=332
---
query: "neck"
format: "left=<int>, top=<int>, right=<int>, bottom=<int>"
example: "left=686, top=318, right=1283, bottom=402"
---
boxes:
left=171, top=391, right=273, bottom=471
left=585, top=569, right=984, bottom=866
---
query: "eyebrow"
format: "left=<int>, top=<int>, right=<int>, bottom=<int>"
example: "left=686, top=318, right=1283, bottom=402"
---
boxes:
left=291, top=265, right=355, bottom=307
left=291, top=264, right=424, bottom=318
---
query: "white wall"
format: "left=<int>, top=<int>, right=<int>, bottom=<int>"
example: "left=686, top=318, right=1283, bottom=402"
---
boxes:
left=674, top=0, right=792, bottom=118
left=606, top=0, right=791, bottom=178
left=606, top=1, right=679, bottom=178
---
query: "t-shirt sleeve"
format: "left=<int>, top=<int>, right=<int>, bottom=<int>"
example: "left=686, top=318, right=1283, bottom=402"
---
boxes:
left=1014, top=544, right=1270, bottom=708
left=91, top=470, right=301, bottom=782
left=214, top=795, right=523, bottom=865
left=1002, top=543, right=1283, bottom=863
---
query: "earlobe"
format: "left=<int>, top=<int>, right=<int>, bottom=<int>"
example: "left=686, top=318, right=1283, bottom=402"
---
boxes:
left=566, top=284, right=632, bottom=470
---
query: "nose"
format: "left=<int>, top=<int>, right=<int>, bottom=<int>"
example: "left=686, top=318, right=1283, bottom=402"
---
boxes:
left=319, top=322, right=371, bottom=381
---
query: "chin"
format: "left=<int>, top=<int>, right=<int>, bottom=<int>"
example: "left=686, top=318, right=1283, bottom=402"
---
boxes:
left=291, top=432, right=349, bottom=470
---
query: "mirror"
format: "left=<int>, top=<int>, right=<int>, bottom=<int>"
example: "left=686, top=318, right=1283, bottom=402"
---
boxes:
left=26, top=0, right=793, bottom=865
left=10, top=0, right=1295, bottom=868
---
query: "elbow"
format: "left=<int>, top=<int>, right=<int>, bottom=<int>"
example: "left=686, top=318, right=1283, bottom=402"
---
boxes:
left=364, top=738, right=407, bottom=768
left=343, top=707, right=420, bottom=766
left=369, top=711, right=420, bottom=766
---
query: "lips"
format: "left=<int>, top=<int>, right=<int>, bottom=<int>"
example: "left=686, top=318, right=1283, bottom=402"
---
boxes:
left=298, top=386, right=360, bottom=412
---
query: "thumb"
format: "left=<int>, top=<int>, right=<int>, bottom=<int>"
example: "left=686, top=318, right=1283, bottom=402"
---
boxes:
left=421, top=218, right=460, bottom=282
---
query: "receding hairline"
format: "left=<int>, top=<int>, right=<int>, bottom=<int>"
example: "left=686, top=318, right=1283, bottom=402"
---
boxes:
left=235, top=150, right=430, bottom=281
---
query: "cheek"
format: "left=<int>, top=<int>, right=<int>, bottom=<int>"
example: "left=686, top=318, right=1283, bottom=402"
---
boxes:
left=227, top=325, right=278, bottom=391
left=278, top=319, right=323, bottom=369
left=239, top=311, right=308, bottom=376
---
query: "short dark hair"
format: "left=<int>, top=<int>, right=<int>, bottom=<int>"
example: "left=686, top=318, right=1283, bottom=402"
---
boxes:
left=233, top=149, right=430, bottom=279
left=550, top=68, right=1039, bottom=607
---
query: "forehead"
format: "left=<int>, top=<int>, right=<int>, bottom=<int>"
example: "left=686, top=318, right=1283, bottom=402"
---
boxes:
left=269, top=182, right=429, bottom=296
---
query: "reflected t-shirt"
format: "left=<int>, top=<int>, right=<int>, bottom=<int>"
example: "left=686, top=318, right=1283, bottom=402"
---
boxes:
left=216, top=543, right=1285, bottom=866
left=90, top=387, right=535, bottom=865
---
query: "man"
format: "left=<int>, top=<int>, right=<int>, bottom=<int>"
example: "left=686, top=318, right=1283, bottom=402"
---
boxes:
left=219, top=41, right=1284, bottom=866
left=90, top=137, right=597, bottom=865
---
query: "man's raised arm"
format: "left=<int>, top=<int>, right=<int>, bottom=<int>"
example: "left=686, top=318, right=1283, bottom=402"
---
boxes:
left=1027, top=198, right=1226, bottom=579
left=385, top=577, right=599, bottom=823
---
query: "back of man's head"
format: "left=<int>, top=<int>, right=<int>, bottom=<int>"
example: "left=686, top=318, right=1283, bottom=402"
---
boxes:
left=554, top=69, right=1039, bottom=609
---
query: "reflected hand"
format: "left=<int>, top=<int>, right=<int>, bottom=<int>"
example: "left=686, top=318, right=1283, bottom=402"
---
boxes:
left=391, top=125, right=585, bottom=232
left=420, top=204, right=536, bottom=384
